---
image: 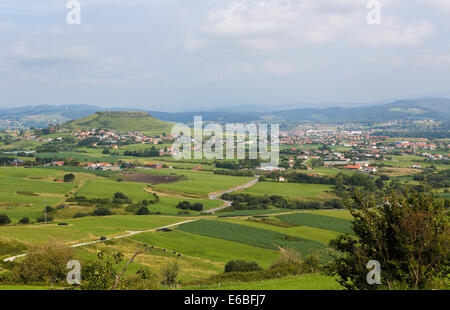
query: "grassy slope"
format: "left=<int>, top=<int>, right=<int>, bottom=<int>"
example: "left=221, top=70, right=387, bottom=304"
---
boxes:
left=0, top=215, right=186, bottom=245
left=177, top=219, right=328, bottom=259
left=276, top=213, right=354, bottom=235
left=0, top=168, right=76, bottom=221
left=242, top=182, right=336, bottom=200
left=75, top=177, right=222, bottom=214
left=131, top=230, right=279, bottom=268
left=138, top=169, right=254, bottom=197
left=186, top=274, right=342, bottom=290
left=219, top=217, right=339, bottom=245
left=64, top=111, right=172, bottom=134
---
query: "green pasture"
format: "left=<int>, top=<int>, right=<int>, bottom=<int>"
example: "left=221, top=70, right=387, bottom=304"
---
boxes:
left=137, top=169, right=254, bottom=197
left=0, top=168, right=76, bottom=221
left=220, top=217, right=340, bottom=245
left=131, top=230, right=279, bottom=268
left=177, top=219, right=328, bottom=259
left=276, top=213, right=354, bottom=235
left=242, top=182, right=335, bottom=200
left=308, top=209, right=353, bottom=220
left=187, top=274, right=342, bottom=290
left=74, top=238, right=222, bottom=283
left=0, top=215, right=185, bottom=245
left=75, top=177, right=222, bottom=214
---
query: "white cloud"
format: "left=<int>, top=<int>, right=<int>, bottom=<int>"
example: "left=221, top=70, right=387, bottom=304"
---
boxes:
left=188, top=0, right=434, bottom=51
left=225, top=61, right=293, bottom=76
left=417, top=50, right=450, bottom=65
left=7, top=41, right=95, bottom=63
left=356, top=18, right=435, bottom=47
left=422, top=0, right=450, bottom=12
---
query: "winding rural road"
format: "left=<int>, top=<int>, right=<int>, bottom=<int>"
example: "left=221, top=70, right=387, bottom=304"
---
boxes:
left=3, top=219, right=197, bottom=262
left=204, top=177, right=259, bottom=214
left=3, top=178, right=259, bottom=262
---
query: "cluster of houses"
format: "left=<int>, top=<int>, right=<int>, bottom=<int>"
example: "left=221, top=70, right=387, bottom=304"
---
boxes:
left=323, top=160, right=377, bottom=172
left=73, top=129, right=176, bottom=147
left=86, top=162, right=121, bottom=171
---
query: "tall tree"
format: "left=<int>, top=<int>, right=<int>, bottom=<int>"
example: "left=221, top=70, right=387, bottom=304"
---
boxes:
left=327, top=187, right=449, bottom=290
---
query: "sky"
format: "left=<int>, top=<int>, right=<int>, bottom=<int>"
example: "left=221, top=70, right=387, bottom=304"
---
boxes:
left=1, top=0, right=450, bottom=112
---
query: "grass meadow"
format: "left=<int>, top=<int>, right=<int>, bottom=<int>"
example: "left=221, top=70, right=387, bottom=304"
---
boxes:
left=186, top=274, right=342, bottom=290
left=131, top=230, right=279, bottom=268
left=276, top=213, right=354, bottom=235
left=241, top=182, right=336, bottom=200
left=177, top=219, right=329, bottom=259
left=137, top=169, right=254, bottom=197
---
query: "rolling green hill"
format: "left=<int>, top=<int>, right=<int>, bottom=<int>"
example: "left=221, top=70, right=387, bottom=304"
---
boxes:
left=63, top=111, right=173, bottom=133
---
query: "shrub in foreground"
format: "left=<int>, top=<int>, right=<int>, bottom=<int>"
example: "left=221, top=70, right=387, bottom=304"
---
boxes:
left=225, top=260, right=262, bottom=273
left=0, top=214, right=11, bottom=225
left=93, top=207, right=112, bottom=216
left=136, top=206, right=150, bottom=215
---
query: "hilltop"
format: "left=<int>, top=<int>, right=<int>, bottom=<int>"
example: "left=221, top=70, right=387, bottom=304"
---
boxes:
left=63, top=111, right=173, bottom=134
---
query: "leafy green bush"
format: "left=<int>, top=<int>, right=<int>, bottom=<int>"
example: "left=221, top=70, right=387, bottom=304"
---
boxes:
left=73, top=213, right=89, bottom=218
left=93, top=207, right=112, bottom=216
left=18, top=217, right=30, bottom=224
left=136, top=206, right=150, bottom=215
left=15, top=242, right=74, bottom=284
left=0, top=214, right=11, bottom=225
left=63, top=173, right=75, bottom=182
left=176, top=201, right=203, bottom=211
left=225, top=260, right=262, bottom=273
left=36, top=215, right=53, bottom=223
left=43, top=206, right=54, bottom=213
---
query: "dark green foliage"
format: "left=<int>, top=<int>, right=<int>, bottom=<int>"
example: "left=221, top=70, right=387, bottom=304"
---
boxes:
left=136, top=206, right=150, bottom=215
left=225, top=260, right=262, bottom=273
left=113, top=192, right=132, bottom=204
left=0, top=214, right=11, bottom=225
left=63, top=173, right=75, bottom=182
left=18, top=217, right=30, bottom=224
left=222, top=192, right=343, bottom=210
left=43, top=206, right=54, bottom=213
left=36, top=215, right=53, bottom=223
left=413, top=169, right=450, bottom=189
left=81, top=253, right=117, bottom=290
left=73, top=213, right=89, bottom=218
left=214, top=159, right=262, bottom=170
left=176, top=201, right=203, bottom=211
left=123, top=146, right=160, bottom=157
left=327, top=188, right=450, bottom=290
left=93, top=207, right=112, bottom=216
left=15, top=243, right=73, bottom=285
left=375, top=178, right=384, bottom=189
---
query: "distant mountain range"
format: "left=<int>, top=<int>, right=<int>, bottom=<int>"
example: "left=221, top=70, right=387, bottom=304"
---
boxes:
left=0, top=98, right=448, bottom=129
